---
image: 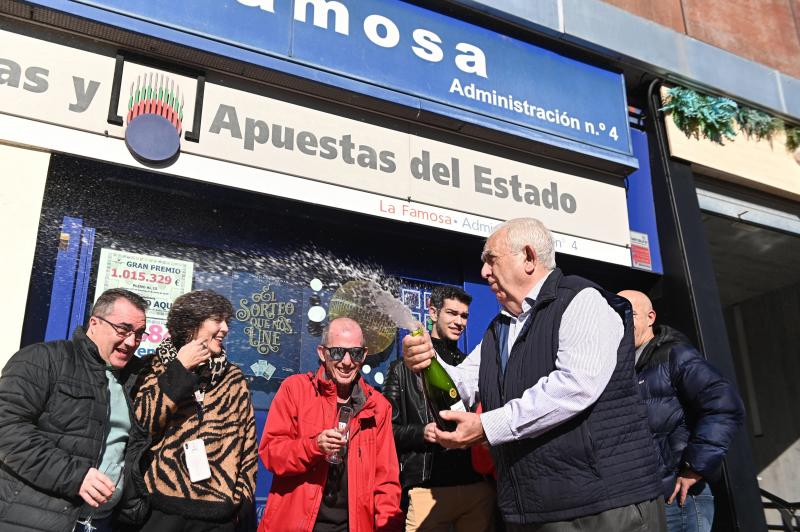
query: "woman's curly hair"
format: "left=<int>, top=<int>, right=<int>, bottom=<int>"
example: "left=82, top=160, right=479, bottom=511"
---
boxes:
left=166, top=290, right=233, bottom=348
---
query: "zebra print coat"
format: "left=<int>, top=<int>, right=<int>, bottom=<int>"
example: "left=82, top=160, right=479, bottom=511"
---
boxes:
left=134, top=350, right=258, bottom=523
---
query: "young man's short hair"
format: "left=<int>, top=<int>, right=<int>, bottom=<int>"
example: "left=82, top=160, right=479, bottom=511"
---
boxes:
left=429, top=285, right=472, bottom=310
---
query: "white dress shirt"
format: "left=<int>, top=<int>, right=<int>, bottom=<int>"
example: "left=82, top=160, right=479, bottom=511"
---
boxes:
left=439, top=271, right=623, bottom=446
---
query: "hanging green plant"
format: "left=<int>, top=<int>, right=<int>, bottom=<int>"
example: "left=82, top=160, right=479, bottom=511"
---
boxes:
left=735, top=106, right=782, bottom=141
left=660, top=86, right=738, bottom=145
left=786, top=124, right=800, bottom=153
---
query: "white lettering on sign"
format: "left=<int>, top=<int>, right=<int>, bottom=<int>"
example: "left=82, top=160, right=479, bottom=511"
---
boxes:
left=411, top=29, right=444, bottom=62
left=236, top=0, right=275, bottom=12
left=449, top=78, right=589, bottom=133
left=236, top=0, right=488, bottom=78
left=294, top=0, right=350, bottom=35
left=363, top=15, right=400, bottom=48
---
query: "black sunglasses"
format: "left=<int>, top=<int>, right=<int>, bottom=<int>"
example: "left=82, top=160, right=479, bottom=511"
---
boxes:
left=322, top=346, right=367, bottom=363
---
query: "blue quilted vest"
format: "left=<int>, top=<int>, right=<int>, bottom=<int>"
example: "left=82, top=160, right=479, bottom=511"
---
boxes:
left=478, top=269, right=662, bottom=524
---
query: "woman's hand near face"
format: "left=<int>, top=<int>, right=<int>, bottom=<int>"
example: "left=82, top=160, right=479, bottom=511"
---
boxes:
left=177, top=338, right=211, bottom=369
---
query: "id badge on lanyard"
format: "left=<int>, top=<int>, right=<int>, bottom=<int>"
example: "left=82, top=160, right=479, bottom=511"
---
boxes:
left=184, top=388, right=210, bottom=482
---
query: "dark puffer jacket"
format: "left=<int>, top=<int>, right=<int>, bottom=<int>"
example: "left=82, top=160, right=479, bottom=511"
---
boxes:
left=0, top=328, right=150, bottom=532
left=635, top=324, right=745, bottom=496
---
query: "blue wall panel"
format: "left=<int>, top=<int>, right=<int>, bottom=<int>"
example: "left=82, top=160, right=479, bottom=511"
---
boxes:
left=44, top=217, right=83, bottom=341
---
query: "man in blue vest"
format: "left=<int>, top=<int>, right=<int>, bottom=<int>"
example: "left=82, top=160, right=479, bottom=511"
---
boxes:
left=403, top=217, right=665, bottom=531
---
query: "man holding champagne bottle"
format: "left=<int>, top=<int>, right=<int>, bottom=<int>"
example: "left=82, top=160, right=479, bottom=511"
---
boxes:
left=403, top=218, right=666, bottom=532
left=259, top=317, right=403, bottom=532
left=384, top=285, right=496, bottom=531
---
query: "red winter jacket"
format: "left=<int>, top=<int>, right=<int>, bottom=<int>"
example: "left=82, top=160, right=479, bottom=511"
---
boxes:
left=258, top=367, right=403, bottom=532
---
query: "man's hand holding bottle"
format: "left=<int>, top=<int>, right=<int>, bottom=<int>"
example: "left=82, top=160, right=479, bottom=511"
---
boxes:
left=402, top=327, right=487, bottom=449
left=402, top=328, right=434, bottom=372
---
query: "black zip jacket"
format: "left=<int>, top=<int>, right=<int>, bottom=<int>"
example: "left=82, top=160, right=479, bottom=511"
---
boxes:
left=383, top=337, right=482, bottom=509
left=0, top=327, right=150, bottom=532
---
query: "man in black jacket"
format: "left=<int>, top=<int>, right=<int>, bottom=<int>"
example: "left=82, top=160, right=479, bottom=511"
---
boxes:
left=0, top=288, right=151, bottom=532
left=385, top=285, right=495, bottom=531
left=619, top=290, right=744, bottom=532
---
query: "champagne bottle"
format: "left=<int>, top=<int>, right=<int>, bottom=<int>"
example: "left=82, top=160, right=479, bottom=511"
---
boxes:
left=411, top=329, right=466, bottom=432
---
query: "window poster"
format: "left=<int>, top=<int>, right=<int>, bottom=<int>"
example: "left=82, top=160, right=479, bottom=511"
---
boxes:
left=201, top=271, right=303, bottom=410
left=228, top=274, right=301, bottom=377
left=94, top=248, right=194, bottom=355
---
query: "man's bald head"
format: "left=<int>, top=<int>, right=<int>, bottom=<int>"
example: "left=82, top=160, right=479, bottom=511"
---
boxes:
left=321, top=317, right=364, bottom=346
left=618, top=290, right=656, bottom=349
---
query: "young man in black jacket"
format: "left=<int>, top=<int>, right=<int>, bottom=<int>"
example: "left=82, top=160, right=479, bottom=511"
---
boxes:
left=384, top=285, right=495, bottom=531
left=619, top=290, right=744, bottom=532
left=0, top=288, right=151, bottom=532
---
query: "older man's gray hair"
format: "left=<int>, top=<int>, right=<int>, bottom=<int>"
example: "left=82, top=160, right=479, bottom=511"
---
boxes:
left=493, top=217, right=556, bottom=270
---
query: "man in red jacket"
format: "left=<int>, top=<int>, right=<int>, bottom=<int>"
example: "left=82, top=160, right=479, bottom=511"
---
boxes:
left=258, top=317, right=403, bottom=532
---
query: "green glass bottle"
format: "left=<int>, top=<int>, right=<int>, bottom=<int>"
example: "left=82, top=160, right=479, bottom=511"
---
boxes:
left=411, top=329, right=466, bottom=431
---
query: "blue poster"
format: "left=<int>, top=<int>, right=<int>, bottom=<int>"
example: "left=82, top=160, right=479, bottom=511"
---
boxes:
left=196, top=271, right=302, bottom=409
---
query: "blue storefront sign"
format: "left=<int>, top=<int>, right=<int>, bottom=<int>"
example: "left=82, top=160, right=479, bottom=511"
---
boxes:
left=42, top=0, right=633, bottom=162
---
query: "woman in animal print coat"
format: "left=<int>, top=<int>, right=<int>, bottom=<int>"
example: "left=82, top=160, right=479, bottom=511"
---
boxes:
left=134, top=290, right=258, bottom=532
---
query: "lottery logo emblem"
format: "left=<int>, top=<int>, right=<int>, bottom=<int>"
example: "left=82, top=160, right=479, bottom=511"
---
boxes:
left=124, top=72, right=183, bottom=167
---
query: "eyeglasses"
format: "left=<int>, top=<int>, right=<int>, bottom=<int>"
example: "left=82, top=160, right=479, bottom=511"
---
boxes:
left=95, top=315, right=148, bottom=341
left=322, top=346, right=367, bottom=363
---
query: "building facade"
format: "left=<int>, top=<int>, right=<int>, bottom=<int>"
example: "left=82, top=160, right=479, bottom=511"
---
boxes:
left=2, top=1, right=798, bottom=531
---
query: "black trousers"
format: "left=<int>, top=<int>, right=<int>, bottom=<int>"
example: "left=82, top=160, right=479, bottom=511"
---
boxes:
left=138, top=509, right=236, bottom=532
left=505, top=497, right=667, bottom=532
